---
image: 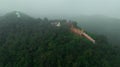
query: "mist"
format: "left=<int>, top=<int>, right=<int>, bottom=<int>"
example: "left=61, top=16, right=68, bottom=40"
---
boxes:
left=0, top=0, right=120, bottom=66
left=0, top=0, right=120, bottom=18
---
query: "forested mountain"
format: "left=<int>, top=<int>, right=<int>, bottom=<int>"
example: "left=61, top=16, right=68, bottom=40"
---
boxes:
left=0, top=11, right=119, bottom=67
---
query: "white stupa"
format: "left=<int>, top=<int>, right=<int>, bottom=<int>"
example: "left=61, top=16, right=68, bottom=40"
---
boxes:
left=56, top=22, right=61, bottom=27
left=16, top=11, right=21, bottom=18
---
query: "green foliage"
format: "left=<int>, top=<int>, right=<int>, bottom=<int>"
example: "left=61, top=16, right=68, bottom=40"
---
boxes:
left=0, top=12, right=119, bottom=67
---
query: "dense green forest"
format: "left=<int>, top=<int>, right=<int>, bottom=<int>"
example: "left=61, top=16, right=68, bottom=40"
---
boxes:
left=0, top=11, right=120, bottom=67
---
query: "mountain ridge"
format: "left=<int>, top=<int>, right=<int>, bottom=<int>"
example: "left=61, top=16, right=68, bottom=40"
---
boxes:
left=0, top=11, right=119, bottom=67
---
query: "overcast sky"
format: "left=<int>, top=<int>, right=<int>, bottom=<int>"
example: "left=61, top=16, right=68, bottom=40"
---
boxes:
left=0, top=0, right=120, bottom=18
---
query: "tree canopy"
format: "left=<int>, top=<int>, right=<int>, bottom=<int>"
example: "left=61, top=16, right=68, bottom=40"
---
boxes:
left=0, top=12, right=119, bottom=67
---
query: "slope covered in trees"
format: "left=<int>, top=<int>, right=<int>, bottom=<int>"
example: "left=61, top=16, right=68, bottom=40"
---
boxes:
left=66, top=15, right=120, bottom=46
left=0, top=11, right=119, bottom=67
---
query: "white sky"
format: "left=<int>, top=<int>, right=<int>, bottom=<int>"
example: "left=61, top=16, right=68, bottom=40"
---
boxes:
left=0, top=0, right=120, bottom=18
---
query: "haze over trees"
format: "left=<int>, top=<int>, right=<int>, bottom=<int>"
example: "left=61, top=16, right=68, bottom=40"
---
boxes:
left=69, top=16, right=120, bottom=46
left=47, top=15, right=120, bottom=46
left=0, top=11, right=119, bottom=67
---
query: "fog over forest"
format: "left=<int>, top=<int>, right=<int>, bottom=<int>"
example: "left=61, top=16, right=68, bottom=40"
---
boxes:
left=1, top=0, right=120, bottom=18
left=0, top=0, right=120, bottom=67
